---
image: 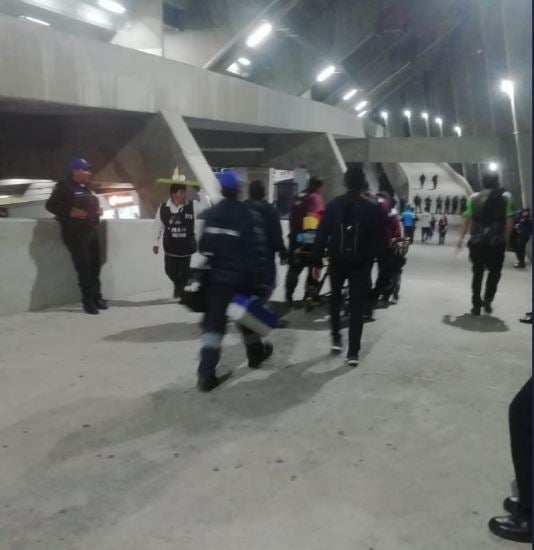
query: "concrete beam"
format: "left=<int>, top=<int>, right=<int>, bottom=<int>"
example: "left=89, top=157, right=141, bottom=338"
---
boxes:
left=338, top=136, right=504, bottom=164
left=0, top=15, right=366, bottom=138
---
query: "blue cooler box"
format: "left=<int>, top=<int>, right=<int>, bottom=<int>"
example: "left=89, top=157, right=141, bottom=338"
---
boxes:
left=227, top=294, right=277, bottom=337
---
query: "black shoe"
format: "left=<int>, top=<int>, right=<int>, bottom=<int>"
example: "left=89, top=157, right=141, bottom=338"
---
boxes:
left=249, top=342, right=273, bottom=369
left=346, top=355, right=360, bottom=367
left=514, top=263, right=526, bottom=269
left=482, top=301, right=493, bottom=315
left=503, top=496, right=524, bottom=516
left=519, top=313, right=532, bottom=325
left=363, top=314, right=376, bottom=323
left=94, top=297, right=108, bottom=310
left=488, top=514, right=532, bottom=543
left=197, top=371, right=232, bottom=393
left=471, top=306, right=481, bottom=316
left=331, top=335, right=343, bottom=355
left=82, top=300, right=99, bottom=315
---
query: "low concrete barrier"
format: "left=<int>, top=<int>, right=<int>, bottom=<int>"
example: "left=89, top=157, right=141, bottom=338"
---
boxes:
left=0, top=219, right=172, bottom=316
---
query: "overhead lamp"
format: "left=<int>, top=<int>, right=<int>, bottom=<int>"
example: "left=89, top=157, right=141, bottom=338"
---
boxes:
left=421, top=112, right=429, bottom=119
left=109, top=195, right=134, bottom=207
left=403, top=109, right=412, bottom=118
left=357, top=110, right=368, bottom=118
left=488, top=161, right=499, bottom=172
left=343, top=89, right=358, bottom=101
left=238, top=57, right=251, bottom=66
left=98, top=0, right=126, bottom=15
left=355, top=100, right=368, bottom=111
left=500, top=79, right=514, bottom=98
left=435, top=116, right=443, bottom=125
left=227, top=62, right=241, bottom=75
left=453, top=125, right=462, bottom=137
left=380, top=111, right=389, bottom=120
left=316, top=65, right=336, bottom=83
left=246, top=22, right=273, bottom=48
left=19, top=15, right=50, bottom=26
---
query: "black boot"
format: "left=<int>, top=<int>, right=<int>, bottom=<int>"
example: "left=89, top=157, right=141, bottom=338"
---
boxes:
left=248, top=341, right=273, bottom=369
left=82, top=299, right=99, bottom=315
left=197, top=371, right=232, bottom=392
left=94, top=296, right=108, bottom=310
left=488, top=514, right=532, bottom=543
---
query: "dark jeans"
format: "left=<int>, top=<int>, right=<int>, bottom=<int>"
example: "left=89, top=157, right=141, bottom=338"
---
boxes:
left=436, top=205, right=443, bottom=214
left=286, top=239, right=315, bottom=302
left=198, top=284, right=263, bottom=380
left=164, top=255, right=191, bottom=297
left=438, top=230, right=447, bottom=245
left=509, top=378, right=532, bottom=512
left=370, top=251, right=394, bottom=302
left=404, top=226, right=414, bottom=243
left=330, top=263, right=371, bottom=357
left=515, top=237, right=530, bottom=265
left=468, top=243, right=505, bottom=307
left=421, top=227, right=432, bottom=242
left=62, top=228, right=101, bottom=302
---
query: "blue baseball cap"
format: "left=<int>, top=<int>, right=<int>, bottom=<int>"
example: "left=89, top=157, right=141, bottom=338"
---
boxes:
left=216, top=170, right=242, bottom=191
left=69, top=158, right=93, bottom=171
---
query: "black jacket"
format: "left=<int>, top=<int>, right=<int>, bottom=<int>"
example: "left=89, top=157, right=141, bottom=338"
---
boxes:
left=199, top=198, right=269, bottom=295
left=312, top=191, right=388, bottom=267
left=46, top=178, right=100, bottom=233
left=244, top=199, right=288, bottom=262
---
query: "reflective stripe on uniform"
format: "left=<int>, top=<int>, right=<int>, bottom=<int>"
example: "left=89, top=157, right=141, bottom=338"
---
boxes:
left=201, top=332, right=223, bottom=350
left=204, top=227, right=240, bottom=238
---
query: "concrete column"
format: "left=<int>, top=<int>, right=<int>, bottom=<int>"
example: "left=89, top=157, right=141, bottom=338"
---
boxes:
left=112, top=0, right=163, bottom=56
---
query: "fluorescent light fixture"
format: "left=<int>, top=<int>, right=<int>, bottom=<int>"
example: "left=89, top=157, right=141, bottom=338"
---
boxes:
left=316, top=65, right=336, bottom=83
left=421, top=112, right=429, bottom=119
left=488, top=162, right=499, bottom=172
left=500, top=79, right=514, bottom=97
left=380, top=111, right=389, bottom=120
left=343, top=89, right=358, bottom=101
left=227, top=62, right=241, bottom=75
left=403, top=109, right=412, bottom=118
left=246, top=22, right=273, bottom=48
left=19, top=15, right=50, bottom=26
left=357, top=110, right=368, bottom=118
left=453, top=125, right=462, bottom=137
left=355, top=100, right=368, bottom=111
left=98, top=0, right=126, bottom=15
left=435, top=117, right=443, bottom=125
left=109, top=195, right=134, bottom=207
left=238, top=57, right=251, bottom=66
left=0, top=195, right=10, bottom=199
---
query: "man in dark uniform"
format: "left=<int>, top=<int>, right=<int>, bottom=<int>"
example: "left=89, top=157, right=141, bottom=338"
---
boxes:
left=153, top=183, right=196, bottom=299
left=424, top=196, right=432, bottom=213
left=457, top=173, right=514, bottom=315
left=46, top=158, right=106, bottom=315
left=197, top=171, right=272, bottom=392
left=419, top=173, right=426, bottom=189
left=451, top=195, right=459, bottom=214
left=435, top=195, right=443, bottom=214
left=432, top=174, right=438, bottom=190
left=444, top=196, right=451, bottom=214
left=414, top=194, right=422, bottom=213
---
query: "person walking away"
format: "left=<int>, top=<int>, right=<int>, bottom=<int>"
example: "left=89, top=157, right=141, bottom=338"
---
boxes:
left=312, top=165, right=388, bottom=366
left=444, top=196, right=451, bottom=214
left=438, top=215, right=448, bottom=245
left=424, top=196, right=432, bottom=213
left=197, top=171, right=272, bottom=392
left=430, top=214, right=437, bottom=239
left=513, top=207, right=532, bottom=268
left=432, top=174, right=438, bottom=190
left=419, top=173, right=426, bottom=189
left=435, top=195, right=443, bottom=214
left=460, top=195, right=467, bottom=214
left=401, top=207, right=416, bottom=243
left=457, top=173, right=514, bottom=315
left=452, top=195, right=459, bottom=215
left=46, top=158, right=107, bottom=315
left=414, top=194, right=422, bottom=213
left=420, top=209, right=432, bottom=243
left=285, top=177, right=325, bottom=306
left=488, top=377, right=532, bottom=543
left=399, top=196, right=407, bottom=214
left=153, top=183, right=197, bottom=299
left=245, top=180, right=288, bottom=295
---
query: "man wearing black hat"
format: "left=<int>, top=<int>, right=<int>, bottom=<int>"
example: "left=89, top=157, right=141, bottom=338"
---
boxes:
left=46, top=158, right=107, bottom=315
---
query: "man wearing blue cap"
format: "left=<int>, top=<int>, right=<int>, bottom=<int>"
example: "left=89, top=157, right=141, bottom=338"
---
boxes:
left=46, top=158, right=107, bottom=315
left=197, top=170, right=272, bottom=392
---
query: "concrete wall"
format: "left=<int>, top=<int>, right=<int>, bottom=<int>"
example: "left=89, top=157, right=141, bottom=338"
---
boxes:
left=0, top=219, right=171, bottom=316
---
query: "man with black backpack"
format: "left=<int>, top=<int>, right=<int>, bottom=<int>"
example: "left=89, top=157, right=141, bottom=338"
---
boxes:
left=153, top=183, right=197, bottom=299
left=457, top=173, right=514, bottom=315
left=312, top=166, right=388, bottom=366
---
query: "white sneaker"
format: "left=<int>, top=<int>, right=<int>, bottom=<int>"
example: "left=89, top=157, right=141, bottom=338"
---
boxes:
left=346, top=356, right=359, bottom=367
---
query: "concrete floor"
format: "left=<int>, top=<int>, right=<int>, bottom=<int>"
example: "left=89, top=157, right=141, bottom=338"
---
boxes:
left=0, top=238, right=531, bottom=550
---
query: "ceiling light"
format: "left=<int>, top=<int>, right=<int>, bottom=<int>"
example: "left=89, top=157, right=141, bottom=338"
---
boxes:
left=453, top=125, right=462, bottom=137
left=246, top=22, right=273, bottom=48
left=500, top=79, right=515, bottom=97
left=227, top=63, right=241, bottom=75
left=98, top=0, right=126, bottom=15
left=357, top=110, right=368, bottom=118
left=488, top=162, right=499, bottom=172
left=435, top=117, right=443, bottom=125
left=421, top=112, right=429, bottom=119
left=355, top=100, right=368, bottom=111
left=343, top=89, right=358, bottom=101
left=316, top=65, right=336, bottom=83
left=403, top=109, right=412, bottom=118
left=380, top=111, right=388, bottom=120
left=19, top=15, right=50, bottom=26
left=238, top=57, right=251, bottom=66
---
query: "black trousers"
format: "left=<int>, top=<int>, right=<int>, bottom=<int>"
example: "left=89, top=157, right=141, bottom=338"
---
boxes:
left=421, top=227, right=432, bottom=242
left=404, top=226, right=414, bottom=243
left=436, top=205, right=443, bottom=214
left=285, top=237, right=315, bottom=302
left=515, top=237, right=529, bottom=265
left=198, top=284, right=263, bottom=380
left=468, top=243, right=505, bottom=307
left=509, top=378, right=532, bottom=512
left=62, top=229, right=101, bottom=302
left=330, top=263, right=371, bottom=357
left=438, top=230, right=447, bottom=245
left=164, top=255, right=191, bottom=297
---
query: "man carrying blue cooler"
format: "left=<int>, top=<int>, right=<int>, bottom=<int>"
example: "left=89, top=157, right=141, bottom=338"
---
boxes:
left=197, top=171, right=273, bottom=392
